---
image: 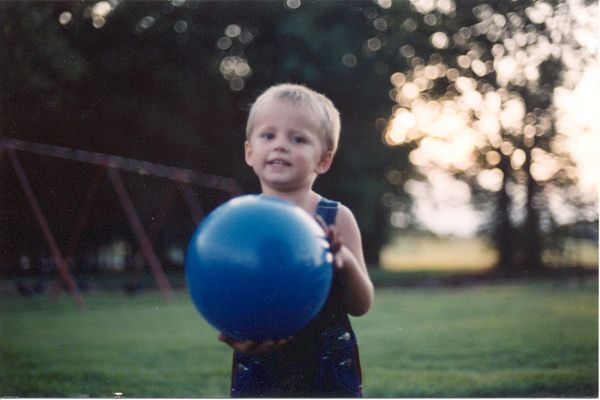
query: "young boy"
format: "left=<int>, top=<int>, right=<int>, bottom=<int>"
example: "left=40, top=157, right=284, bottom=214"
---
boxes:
left=219, top=83, right=374, bottom=397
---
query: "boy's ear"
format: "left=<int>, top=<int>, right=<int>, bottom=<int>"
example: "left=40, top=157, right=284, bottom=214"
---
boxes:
left=244, top=140, right=253, bottom=166
left=315, top=151, right=333, bottom=175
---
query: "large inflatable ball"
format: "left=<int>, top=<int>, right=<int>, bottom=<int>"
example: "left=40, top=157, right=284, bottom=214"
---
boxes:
left=185, top=195, right=333, bottom=341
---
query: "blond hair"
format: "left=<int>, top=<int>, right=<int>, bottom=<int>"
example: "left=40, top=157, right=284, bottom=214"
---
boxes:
left=245, top=84, right=341, bottom=155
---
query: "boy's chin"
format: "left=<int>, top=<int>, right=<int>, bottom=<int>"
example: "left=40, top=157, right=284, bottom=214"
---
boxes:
left=261, top=181, right=303, bottom=193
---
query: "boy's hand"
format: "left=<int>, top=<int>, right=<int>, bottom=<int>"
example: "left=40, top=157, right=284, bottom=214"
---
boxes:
left=314, top=214, right=343, bottom=268
left=218, top=334, right=291, bottom=355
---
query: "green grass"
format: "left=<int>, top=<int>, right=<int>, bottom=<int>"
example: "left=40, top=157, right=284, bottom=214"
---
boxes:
left=1, top=279, right=597, bottom=397
left=355, top=280, right=598, bottom=397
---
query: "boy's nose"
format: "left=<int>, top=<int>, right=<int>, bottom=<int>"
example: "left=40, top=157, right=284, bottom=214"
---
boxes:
left=272, top=139, right=289, bottom=152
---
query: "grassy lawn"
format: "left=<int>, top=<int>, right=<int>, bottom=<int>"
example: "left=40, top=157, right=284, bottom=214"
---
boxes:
left=356, top=279, right=598, bottom=397
left=0, top=278, right=597, bottom=397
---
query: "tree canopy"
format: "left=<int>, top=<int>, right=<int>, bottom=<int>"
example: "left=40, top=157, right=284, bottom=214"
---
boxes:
left=1, top=0, right=411, bottom=267
left=1, top=0, right=597, bottom=273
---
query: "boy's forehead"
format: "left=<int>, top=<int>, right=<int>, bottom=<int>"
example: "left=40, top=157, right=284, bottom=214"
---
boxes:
left=251, top=100, right=327, bottom=143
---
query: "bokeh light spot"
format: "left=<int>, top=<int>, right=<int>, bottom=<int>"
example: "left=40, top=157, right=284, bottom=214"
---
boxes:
left=217, top=37, right=233, bottom=50
left=342, top=53, right=357, bottom=67
left=286, top=0, right=301, bottom=9
left=367, top=38, right=382, bottom=51
left=174, top=20, right=188, bottom=33
left=59, top=11, right=72, bottom=25
left=225, top=24, right=242, bottom=38
left=431, top=32, right=449, bottom=49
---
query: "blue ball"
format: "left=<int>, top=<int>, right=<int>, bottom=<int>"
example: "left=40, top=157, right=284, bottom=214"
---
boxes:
left=185, top=195, right=333, bottom=341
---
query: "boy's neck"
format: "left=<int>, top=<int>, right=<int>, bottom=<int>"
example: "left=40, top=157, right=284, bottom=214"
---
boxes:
left=260, top=187, right=321, bottom=215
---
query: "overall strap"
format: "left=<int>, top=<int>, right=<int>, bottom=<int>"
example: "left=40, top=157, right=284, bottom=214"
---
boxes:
left=315, top=197, right=339, bottom=226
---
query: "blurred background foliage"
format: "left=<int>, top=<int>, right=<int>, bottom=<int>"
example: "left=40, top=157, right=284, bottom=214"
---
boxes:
left=1, top=0, right=597, bottom=278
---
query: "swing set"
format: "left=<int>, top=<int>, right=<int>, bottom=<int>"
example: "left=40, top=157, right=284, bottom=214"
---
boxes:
left=1, top=138, right=242, bottom=311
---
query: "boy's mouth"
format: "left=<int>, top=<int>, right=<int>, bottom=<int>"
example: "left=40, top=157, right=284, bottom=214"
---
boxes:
left=267, top=159, right=291, bottom=166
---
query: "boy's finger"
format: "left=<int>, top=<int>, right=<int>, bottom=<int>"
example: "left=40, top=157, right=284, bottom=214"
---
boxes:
left=255, top=341, right=274, bottom=354
left=218, top=334, right=252, bottom=353
left=218, top=334, right=233, bottom=345
left=329, top=239, right=342, bottom=254
left=218, top=334, right=292, bottom=355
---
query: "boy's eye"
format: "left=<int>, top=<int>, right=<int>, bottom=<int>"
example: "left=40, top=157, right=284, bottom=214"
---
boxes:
left=291, top=136, right=306, bottom=144
left=261, top=132, right=275, bottom=140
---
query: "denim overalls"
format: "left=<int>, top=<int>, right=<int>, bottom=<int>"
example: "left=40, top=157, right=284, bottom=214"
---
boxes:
left=230, top=197, right=363, bottom=398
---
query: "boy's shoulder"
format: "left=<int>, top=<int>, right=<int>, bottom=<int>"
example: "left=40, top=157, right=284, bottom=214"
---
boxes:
left=334, top=203, right=360, bottom=233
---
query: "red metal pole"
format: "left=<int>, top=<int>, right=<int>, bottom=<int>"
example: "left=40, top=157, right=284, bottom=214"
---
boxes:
left=1, top=137, right=242, bottom=195
left=127, top=180, right=178, bottom=291
left=7, top=148, right=87, bottom=311
left=106, top=167, right=175, bottom=303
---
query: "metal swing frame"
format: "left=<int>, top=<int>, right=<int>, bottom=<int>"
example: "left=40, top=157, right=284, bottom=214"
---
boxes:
left=1, top=138, right=242, bottom=311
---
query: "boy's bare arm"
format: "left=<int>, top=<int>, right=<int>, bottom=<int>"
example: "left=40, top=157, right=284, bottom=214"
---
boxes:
left=331, top=205, right=374, bottom=316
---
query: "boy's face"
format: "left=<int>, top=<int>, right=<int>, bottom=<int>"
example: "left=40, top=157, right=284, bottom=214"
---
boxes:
left=245, top=99, right=332, bottom=193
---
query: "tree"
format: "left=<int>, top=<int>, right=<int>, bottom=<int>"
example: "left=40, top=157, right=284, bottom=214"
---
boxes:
left=373, top=0, right=598, bottom=273
left=1, top=1, right=413, bottom=268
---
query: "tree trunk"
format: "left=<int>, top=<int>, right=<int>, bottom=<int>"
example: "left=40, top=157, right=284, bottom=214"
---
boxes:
left=362, top=203, right=386, bottom=268
left=492, top=154, right=515, bottom=273
left=522, top=148, right=544, bottom=272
